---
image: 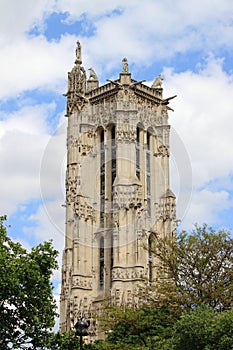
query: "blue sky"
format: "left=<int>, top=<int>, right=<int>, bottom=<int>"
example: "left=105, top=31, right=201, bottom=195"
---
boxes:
left=1, top=0, right=233, bottom=321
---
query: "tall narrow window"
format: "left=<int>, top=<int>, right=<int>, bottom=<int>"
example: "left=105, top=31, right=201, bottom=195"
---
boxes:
left=136, top=127, right=140, bottom=179
left=111, top=126, right=116, bottom=190
left=148, top=235, right=153, bottom=286
left=146, top=132, right=151, bottom=217
left=100, top=130, right=105, bottom=222
left=110, top=126, right=116, bottom=286
left=99, top=237, right=104, bottom=289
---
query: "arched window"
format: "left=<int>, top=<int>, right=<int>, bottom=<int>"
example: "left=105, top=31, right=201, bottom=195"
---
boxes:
left=136, top=127, right=140, bottom=179
left=148, top=235, right=153, bottom=286
left=99, top=237, right=104, bottom=289
left=110, top=126, right=116, bottom=287
left=100, top=129, right=105, bottom=222
left=111, top=126, right=116, bottom=190
left=146, top=131, right=151, bottom=217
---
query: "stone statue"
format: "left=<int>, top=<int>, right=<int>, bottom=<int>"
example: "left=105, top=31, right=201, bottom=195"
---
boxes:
left=151, top=74, right=163, bottom=88
left=75, top=41, right=82, bottom=64
left=122, top=58, right=128, bottom=73
left=88, top=67, right=98, bottom=80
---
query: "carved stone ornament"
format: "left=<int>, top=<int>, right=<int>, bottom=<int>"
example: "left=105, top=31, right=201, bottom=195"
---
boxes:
left=66, top=177, right=79, bottom=205
left=137, top=99, right=162, bottom=128
left=74, top=195, right=95, bottom=221
left=66, top=93, right=88, bottom=114
left=113, top=184, right=142, bottom=209
left=155, top=192, right=176, bottom=221
left=116, top=123, right=136, bottom=143
left=66, top=178, right=95, bottom=221
left=112, top=266, right=144, bottom=281
left=75, top=141, right=94, bottom=156
left=116, top=88, right=137, bottom=110
left=91, top=99, right=116, bottom=126
left=154, top=144, right=170, bottom=157
left=110, top=286, right=141, bottom=308
left=72, top=274, right=93, bottom=290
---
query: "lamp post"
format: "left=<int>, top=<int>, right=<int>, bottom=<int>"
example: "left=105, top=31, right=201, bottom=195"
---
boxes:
left=74, top=318, right=89, bottom=350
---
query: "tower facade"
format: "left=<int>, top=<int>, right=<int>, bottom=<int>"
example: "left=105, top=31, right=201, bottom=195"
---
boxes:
left=60, top=42, right=176, bottom=337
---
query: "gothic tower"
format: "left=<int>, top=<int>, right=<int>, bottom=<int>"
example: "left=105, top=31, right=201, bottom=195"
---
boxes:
left=60, top=42, right=177, bottom=338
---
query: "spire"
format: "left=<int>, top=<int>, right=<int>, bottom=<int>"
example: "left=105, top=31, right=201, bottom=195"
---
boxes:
left=65, top=41, right=87, bottom=114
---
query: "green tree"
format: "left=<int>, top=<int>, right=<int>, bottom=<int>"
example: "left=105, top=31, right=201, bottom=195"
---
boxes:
left=171, top=305, right=215, bottom=350
left=146, top=224, right=233, bottom=311
left=164, top=305, right=233, bottom=350
left=209, top=308, right=233, bottom=349
left=85, top=306, right=233, bottom=350
left=85, top=305, right=178, bottom=350
left=0, top=215, right=59, bottom=349
left=48, top=331, right=81, bottom=350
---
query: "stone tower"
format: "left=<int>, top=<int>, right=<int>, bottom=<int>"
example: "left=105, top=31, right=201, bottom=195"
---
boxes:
left=60, top=42, right=177, bottom=338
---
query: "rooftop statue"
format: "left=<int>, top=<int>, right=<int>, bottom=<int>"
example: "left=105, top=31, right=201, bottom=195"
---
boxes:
left=88, top=67, right=98, bottom=80
left=122, top=57, right=129, bottom=73
left=151, top=74, right=163, bottom=88
left=75, top=41, right=82, bottom=65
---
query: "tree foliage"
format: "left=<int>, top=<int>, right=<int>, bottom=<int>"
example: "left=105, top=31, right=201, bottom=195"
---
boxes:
left=147, top=224, right=233, bottom=311
left=84, top=305, right=178, bottom=349
left=0, top=215, right=59, bottom=349
left=48, top=331, right=81, bottom=350
left=85, top=306, right=233, bottom=350
left=167, top=305, right=233, bottom=350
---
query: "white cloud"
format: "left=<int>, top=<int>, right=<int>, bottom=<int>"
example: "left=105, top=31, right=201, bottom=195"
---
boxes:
left=180, top=189, right=232, bottom=229
left=0, top=34, right=76, bottom=99
left=0, top=0, right=55, bottom=43
left=29, top=119, right=67, bottom=250
left=164, top=57, right=233, bottom=227
left=76, top=0, right=233, bottom=70
left=40, top=118, right=67, bottom=201
left=28, top=200, right=65, bottom=253
left=54, top=0, right=134, bottom=19
left=1, top=0, right=233, bottom=98
left=165, top=57, right=233, bottom=186
left=0, top=103, right=56, bottom=215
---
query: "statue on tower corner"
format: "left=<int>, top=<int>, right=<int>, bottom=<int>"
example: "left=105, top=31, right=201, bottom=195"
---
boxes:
left=122, top=57, right=129, bottom=73
left=151, top=74, right=163, bottom=89
left=88, top=67, right=98, bottom=80
left=87, top=67, right=99, bottom=91
left=75, top=41, right=82, bottom=65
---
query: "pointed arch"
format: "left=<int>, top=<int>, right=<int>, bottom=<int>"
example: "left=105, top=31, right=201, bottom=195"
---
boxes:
left=148, top=233, right=155, bottom=286
left=99, top=236, right=104, bottom=289
left=111, top=125, right=116, bottom=188
left=99, top=128, right=105, bottom=222
left=146, top=130, right=151, bottom=217
left=136, top=123, right=143, bottom=180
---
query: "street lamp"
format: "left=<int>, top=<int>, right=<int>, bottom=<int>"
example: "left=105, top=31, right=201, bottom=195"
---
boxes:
left=74, top=318, right=89, bottom=350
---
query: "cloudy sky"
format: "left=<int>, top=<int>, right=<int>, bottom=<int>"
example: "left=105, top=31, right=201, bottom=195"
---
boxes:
left=1, top=0, right=233, bottom=312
